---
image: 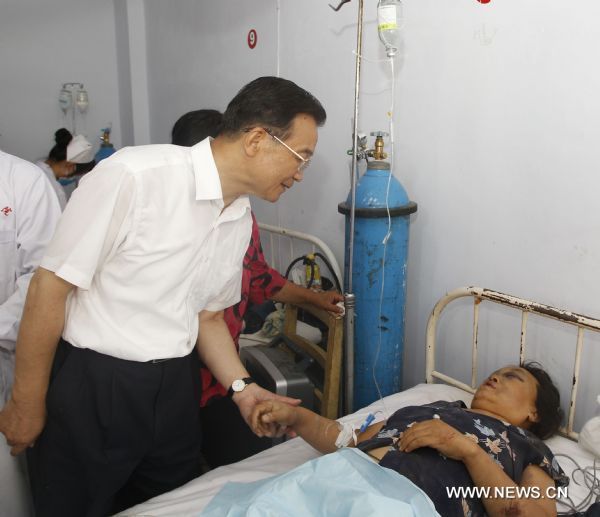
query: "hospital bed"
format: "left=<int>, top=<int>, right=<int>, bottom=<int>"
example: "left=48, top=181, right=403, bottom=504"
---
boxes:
left=118, top=229, right=599, bottom=515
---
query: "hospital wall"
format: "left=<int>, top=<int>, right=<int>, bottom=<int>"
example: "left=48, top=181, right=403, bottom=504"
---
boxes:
left=1, top=0, right=599, bottom=419
left=0, top=0, right=123, bottom=161
left=140, top=0, right=600, bottom=419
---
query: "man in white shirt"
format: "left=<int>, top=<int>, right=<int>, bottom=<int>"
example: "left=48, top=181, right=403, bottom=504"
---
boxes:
left=0, top=150, right=61, bottom=517
left=0, top=77, right=326, bottom=516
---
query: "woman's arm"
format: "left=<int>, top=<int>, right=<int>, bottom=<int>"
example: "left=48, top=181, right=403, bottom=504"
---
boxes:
left=399, top=419, right=557, bottom=516
left=251, top=400, right=385, bottom=454
left=463, top=447, right=556, bottom=516
left=245, top=215, right=344, bottom=314
left=270, top=282, right=344, bottom=315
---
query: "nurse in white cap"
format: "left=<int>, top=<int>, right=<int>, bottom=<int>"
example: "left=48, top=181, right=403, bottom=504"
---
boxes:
left=36, top=128, right=93, bottom=210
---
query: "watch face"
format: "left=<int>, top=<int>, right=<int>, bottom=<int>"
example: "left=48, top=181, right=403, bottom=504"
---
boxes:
left=232, top=379, right=246, bottom=392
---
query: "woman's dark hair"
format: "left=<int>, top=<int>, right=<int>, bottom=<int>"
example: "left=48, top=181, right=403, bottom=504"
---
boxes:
left=220, top=76, right=326, bottom=138
left=521, top=361, right=563, bottom=439
left=171, top=109, right=223, bottom=146
left=48, top=128, right=73, bottom=162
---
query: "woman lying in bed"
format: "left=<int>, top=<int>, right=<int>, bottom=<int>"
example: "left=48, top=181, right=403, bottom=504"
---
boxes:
left=251, top=362, right=568, bottom=517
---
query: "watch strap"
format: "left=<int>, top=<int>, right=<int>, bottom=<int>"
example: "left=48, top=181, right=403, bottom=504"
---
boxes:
left=227, top=376, right=256, bottom=398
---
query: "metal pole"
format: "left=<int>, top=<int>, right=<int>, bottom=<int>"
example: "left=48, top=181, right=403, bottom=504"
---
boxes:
left=348, top=0, right=363, bottom=294
left=344, top=0, right=364, bottom=414
left=343, top=293, right=356, bottom=414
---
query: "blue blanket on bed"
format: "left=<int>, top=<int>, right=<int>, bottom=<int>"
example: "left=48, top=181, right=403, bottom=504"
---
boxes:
left=202, top=448, right=439, bottom=516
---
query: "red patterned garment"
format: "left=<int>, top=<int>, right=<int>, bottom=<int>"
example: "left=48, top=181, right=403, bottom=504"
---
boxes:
left=200, top=213, right=287, bottom=406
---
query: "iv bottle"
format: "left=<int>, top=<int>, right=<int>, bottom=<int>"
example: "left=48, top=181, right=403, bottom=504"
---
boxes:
left=377, top=0, right=403, bottom=58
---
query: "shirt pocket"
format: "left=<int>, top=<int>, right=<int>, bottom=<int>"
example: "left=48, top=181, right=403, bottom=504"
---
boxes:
left=204, top=262, right=243, bottom=312
left=189, top=261, right=241, bottom=315
left=0, top=229, right=15, bottom=244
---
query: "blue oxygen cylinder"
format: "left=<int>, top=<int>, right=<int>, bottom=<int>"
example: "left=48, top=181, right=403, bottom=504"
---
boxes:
left=94, top=127, right=116, bottom=163
left=338, top=160, right=417, bottom=410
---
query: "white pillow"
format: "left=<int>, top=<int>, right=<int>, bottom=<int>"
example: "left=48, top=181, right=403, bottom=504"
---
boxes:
left=578, top=395, right=600, bottom=458
left=338, top=383, right=473, bottom=427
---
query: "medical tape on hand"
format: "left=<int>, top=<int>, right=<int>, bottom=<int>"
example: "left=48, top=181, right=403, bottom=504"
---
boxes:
left=335, top=422, right=357, bottom=448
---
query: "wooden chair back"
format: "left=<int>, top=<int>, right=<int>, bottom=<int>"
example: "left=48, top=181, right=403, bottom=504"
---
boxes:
left=282, top=302, right=343, bottom=419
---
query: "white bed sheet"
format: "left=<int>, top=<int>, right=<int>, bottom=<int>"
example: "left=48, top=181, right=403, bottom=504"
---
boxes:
left=119, top=383, right=597, bottom=516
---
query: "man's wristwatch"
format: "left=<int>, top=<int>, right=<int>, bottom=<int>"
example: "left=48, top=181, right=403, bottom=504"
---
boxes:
left=227, top=377, right=256, bottom=398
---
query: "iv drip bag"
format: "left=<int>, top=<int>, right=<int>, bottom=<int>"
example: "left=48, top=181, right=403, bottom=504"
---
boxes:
left=377, top=0, right=402, bottom=58
left=75, top=88, right=89, bottom=113
left=58, top=88, right=72, bottom=114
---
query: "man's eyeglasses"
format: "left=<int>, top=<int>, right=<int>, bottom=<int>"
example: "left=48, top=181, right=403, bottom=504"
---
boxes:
left=243, top=127, right=311, bottom=172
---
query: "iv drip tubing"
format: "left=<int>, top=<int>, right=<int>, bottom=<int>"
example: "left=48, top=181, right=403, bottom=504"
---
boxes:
left=372, top=56, right=396, bottom=419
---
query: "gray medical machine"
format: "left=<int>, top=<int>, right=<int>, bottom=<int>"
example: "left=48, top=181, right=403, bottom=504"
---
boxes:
left=240, top=339, right=315, bottom=412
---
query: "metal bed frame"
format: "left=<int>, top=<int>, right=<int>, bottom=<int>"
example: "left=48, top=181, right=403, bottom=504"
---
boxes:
left=425, top=286, right=600, bottom=440
left=258, top=222, right=343, bottom=287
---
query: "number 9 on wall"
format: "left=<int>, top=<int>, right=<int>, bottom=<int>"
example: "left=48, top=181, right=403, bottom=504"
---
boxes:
left=247, top=29, right=257, bottom=49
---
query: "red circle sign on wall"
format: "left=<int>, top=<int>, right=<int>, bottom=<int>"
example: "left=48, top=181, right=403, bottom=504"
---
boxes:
left=247, top=29, right=257, bottom=49
left=477, top=0, right=491, bottom=3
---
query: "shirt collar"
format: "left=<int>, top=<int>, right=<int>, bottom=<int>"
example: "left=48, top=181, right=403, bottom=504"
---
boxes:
left=217, top=195, right=251, bottom=224
left=190, top=137, right=223, bottom=201
left=189, top=137, right=251, bottom=221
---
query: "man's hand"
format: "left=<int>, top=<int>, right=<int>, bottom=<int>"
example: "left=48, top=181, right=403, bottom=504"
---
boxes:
left=0, top=397, right=46, bottom=455
left=233, top=383, right=301, bottom=437
left=398, top=418, right=480, bottom=462
left=0, top=268, right=72, bottom=456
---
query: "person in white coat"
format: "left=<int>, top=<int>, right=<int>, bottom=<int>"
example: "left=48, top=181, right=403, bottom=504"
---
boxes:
left=0, top=149, right=61, bottom=517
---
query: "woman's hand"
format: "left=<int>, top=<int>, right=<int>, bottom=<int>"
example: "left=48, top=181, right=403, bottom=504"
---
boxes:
left=270, top=282, right=344, bottom=318
left=233, top=384, right=300, bottom=437
left=398, top=418, right=480, bottom=462
left=307, top=290, right=345, bottom=318
left=250, top=400, right=298, bottom=437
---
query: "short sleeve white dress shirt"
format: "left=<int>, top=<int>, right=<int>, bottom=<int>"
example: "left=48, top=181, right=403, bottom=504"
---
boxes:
left=41, top=138, right=252, bottom=361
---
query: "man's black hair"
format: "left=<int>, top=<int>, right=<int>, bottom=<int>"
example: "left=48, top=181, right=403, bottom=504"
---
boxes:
left=171, top=109, right=223, bottom=146
left=220, top=76, right=326, bottom=139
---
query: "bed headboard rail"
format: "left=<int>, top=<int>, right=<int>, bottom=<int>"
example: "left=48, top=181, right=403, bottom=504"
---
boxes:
left=425, top=286, right=600, bottom=440
left=258, top=222, right=342, bottom=288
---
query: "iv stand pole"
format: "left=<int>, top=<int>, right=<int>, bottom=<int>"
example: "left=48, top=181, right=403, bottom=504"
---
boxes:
left=344, top=0, right=364, bottom=415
